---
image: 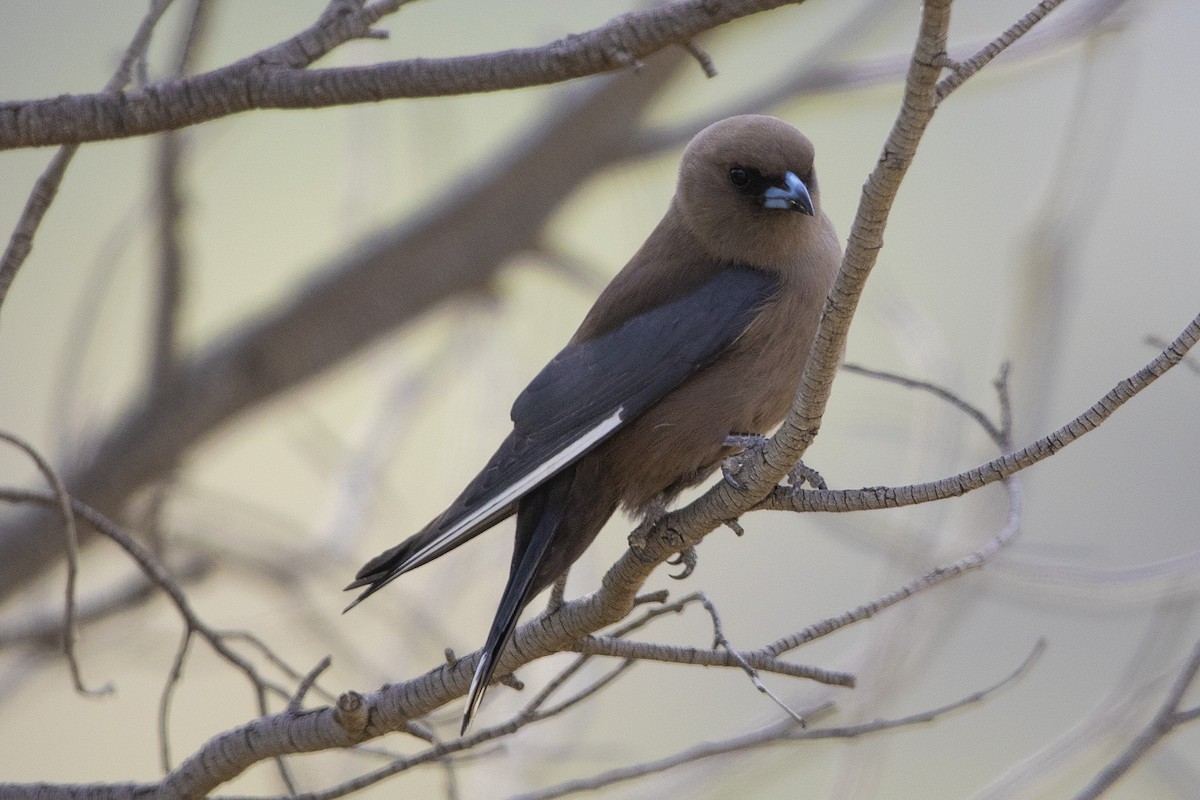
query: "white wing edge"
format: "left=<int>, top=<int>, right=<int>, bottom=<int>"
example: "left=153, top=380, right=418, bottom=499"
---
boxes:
left=396, top=408, right=626, bottom=572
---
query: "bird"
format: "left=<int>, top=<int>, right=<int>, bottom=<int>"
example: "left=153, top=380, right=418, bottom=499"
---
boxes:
left=345, top=114, right=841, bottom=733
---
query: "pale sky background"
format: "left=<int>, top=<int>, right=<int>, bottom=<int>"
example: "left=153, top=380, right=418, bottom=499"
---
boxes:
left=1, top=2, right=1199, bottom=798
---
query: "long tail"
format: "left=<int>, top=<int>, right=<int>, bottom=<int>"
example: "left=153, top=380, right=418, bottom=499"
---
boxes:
left=343, top=502, right=518, bottom=613
left=461, top=466, right=576, bottom=734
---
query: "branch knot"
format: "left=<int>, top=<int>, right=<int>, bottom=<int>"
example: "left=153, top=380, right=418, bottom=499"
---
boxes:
left=334, top=691, right=369, bottom=736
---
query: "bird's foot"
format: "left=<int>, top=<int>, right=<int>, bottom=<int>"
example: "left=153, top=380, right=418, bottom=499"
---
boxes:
left=628, top=496, right=695, bottom=576
left=787, top=460, right=828, bottom=491
left=666, top=546, right=698, bottom=580
left=627, top=495, right=669, bottom=553
left=545, top=572, right=569, bottom=614
left=723, top=433, right=827, bottom=492
left=721, top=433, right=769, bottom=491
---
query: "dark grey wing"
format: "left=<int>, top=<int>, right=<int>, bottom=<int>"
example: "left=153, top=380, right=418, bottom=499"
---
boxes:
left=346, top=267, right=777, bottom=604
left=510, top=268, right=778, bottom=442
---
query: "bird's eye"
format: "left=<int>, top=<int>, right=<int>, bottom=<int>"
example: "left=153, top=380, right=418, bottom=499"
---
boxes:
left=728, top=167, right=750, bottom=188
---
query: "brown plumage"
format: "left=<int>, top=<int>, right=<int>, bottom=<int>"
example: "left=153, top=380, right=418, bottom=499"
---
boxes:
left=346, top=115, right=841, bottom=732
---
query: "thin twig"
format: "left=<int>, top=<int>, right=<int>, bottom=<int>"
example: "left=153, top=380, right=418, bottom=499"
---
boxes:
left=0, top=556, right=212, bottom=648
left=764, top=311, right=1200, bottom=515
left=1147, top=335, right=1200, bottom=375
left=290, top=656, right=335, bottom=714
left=631, top=0, right=1130, bottom=158
left=0, top=0, right=175, bottom=314
left=761, top=363, right=1023, bottom=658
left=224, top=630, right=340, bottom=707
left=0, top=489, right=295, bottom=703
left=973, top=602, right=1193, bottom=800
left=527, top=659, right=639, bottom=721
left=150, top=0, right=211, bottom=389
left=574, top=635, right=855, bottom=686
left=0, top=432, right=109, bottom=697
left=507, top=641, right=1045, bottom=800
left=936, top=0, right=1071, bottom=103
left=159, top=629, right=193, bottom=771
left=681, top=40, right=717, bottom=78
left=1072, top=639, right=1200, bottom=799
left=697, top=592, right=809, bottom=725
left=843, top=362, right=1006, bottom=444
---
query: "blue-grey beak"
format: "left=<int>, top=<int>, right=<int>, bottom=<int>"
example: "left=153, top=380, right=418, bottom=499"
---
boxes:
left=762, top=171, right=814, bottom=215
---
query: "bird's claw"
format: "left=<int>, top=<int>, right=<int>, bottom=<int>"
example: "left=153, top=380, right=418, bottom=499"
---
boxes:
left=722, top=433, right=769, bottom=492
left=667, top=546, right=698, bottom=580
left=723, top=433, right=827, bottom=492
left=787, top=461, right=827, bottom=491
left=721, top=458, right=749, bottom=491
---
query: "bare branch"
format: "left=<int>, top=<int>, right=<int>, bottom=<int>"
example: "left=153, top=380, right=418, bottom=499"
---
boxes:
left=936, top=0, right=1070, bottom=102
left=522, top=659, right=639, bottom=722
left=0, top=0, right=175, bottom=314
left=508, top=640, right=1045, bottom=800
left=572, top=635, right=855, bottom=686
left=842, top=361, right=1006, bottom=445
left=289, top=656, right=335, bottom=715
left=760, top=312, right=1200, bottom=515
left=631, top=0, right=1130, bottom=158
left=0, top=489, right=296, bottom=704
left=1072, top=640, right=1200, bottom=800
left=1147, top=334, right=1200, bottom=375
left=0, top=0, right=810, bottom=150
left=0, top=557, right=211, bottom=649
left=158, top=629, right=193, bottom=771
left=150, top=0, right=212, bottom=389
left=0, top=432, right=108, bottom=697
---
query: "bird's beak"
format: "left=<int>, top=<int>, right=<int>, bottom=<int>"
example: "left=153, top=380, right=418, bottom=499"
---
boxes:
left=762, top=171, right=814, bottom=216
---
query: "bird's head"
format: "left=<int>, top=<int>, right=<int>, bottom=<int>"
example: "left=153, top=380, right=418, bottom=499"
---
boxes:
left=675, top=115, right=822, bottom=269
